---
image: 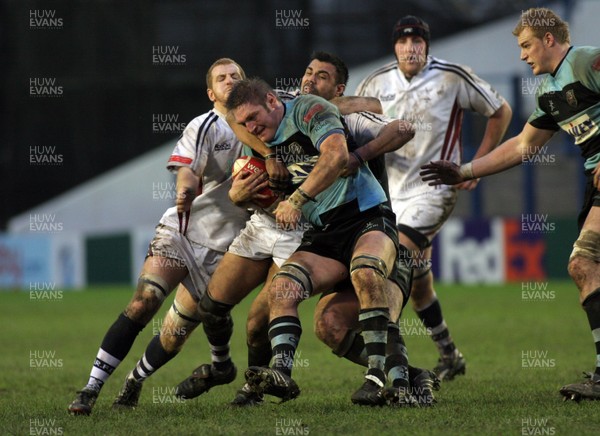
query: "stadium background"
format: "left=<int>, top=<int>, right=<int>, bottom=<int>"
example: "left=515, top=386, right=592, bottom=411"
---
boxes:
left=2, top=0, right=595, bottom=289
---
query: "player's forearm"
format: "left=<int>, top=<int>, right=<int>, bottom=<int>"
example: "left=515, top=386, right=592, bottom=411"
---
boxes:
left=176, top=166, right=199, bottom=195
left=469, top=123, right=553, bottom=179
left=331, top=96, right=383, bottom=115
left=298, top=134, right=348, bottom=197
left=354, top=120, right=414, bottom=162
left=472, top=102, right=512, bottom=160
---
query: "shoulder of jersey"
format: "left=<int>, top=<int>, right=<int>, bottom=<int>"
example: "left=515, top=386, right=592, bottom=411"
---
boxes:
left=360, top=60, right=398, bottom=85
left=429, top=57, right=475, bottom=77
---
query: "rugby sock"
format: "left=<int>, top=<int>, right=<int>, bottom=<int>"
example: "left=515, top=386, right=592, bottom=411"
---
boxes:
left=582, top=289, right=600, bottom=377
left=341, top=334, right=369, bottom=367
left=130, top=335, right=177, bottom=382
left=269, top=316, right=302, bottom=376
left=385, top=322, right=410, bottom=389
left=416, top=297, right=457, bottom=357
left=199, top=293, right=234, bottom=371
left=359, top=307, right=389, bottom=385
left=86, top=313, right=145, bottom=391
left=248, top=341, right=272, bottom=367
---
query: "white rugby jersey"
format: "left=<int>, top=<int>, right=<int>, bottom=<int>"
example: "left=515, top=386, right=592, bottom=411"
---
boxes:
left=160, top=109, right=250, bottom=252
left=356, top=56, right=505, bottom=198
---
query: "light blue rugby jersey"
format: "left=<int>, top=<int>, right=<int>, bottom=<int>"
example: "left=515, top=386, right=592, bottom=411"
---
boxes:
left=528, top=46, right=600, bottom=170
left=268, top=94, right=387, bottom=227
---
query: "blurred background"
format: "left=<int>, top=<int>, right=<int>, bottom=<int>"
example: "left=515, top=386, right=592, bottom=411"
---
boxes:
left=1, top=0, right=596, bottom=288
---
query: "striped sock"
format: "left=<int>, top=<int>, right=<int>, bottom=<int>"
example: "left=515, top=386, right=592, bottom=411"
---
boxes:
left=417, top=298, right=457, bottom=357
left=130, top=335, right=177, bottom=382
left=269, top=316, right=302, bottom=376
left=359, top=307, right=389, bottom=386
left=582, top=289, right=600, bottom=377
left=85, top=313, right=145, bottom=391
left=385, top=322, right=410, bottom=389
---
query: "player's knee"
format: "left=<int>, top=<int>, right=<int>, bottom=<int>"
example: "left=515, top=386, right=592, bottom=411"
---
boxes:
left=198, top=292, right=233, bottom=332
left=568, top=230, right=600, bottom=284
left=314, top=309, right=344, bottom=348
left=350, top=255, right=388, bottom=299
left=568, top=255, right=588, bottom=285
left=126, top=274, right=170, bottom=322
left=269, top=262, right=313, bottom=307
left=159, top=301, right=200, bottom=353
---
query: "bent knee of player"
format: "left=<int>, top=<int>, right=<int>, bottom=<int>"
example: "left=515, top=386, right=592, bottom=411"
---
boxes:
left=351, top=268, right=387, bottom=302
left=567, top=255, right=591, bottom=287
left=314, top=310, right=345, bottom=348
left=125, top=294, right=163, bottom=323
left=268, top=277, right=305, bottom=308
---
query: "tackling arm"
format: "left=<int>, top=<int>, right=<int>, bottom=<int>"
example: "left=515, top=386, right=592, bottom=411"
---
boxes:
left=175, top=166, right=199, bottom=214
left=420, top=123, right=555, bottom=186
left=330, top=96, right=383, bottom=115
left=354, top=119, right=414, bottom=160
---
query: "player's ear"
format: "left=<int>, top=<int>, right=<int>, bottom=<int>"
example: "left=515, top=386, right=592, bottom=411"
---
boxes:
left=266, top=92, right=277, bottom=110
left=207, top=88, right=216, bottom=102
left=543, top=32, right=555, bottom=47
left=336, top=84, right=346, bottom=97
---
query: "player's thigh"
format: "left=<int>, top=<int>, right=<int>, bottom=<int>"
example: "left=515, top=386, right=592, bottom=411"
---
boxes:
left=207, top=252, right=271, bottom=304
left=352, top=230, right=397, bottom=273
left=282, top=251, right=348, bottom=295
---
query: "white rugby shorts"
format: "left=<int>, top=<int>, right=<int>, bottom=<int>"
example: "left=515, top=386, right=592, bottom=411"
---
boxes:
left=227, top=209, right=304, bottom=267
left=149, top=224, right=223, bottom=300
left=392, top=188, right=458, bottom=241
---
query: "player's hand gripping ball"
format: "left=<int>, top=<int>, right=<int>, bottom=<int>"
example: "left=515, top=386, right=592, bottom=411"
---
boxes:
left=232, top=156, right=279, bottom=208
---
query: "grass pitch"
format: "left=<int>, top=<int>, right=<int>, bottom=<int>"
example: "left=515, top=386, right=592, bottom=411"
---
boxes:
left=1, top=281, right=599, bottom=435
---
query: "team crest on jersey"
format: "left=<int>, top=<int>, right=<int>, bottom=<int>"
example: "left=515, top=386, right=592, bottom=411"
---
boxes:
left=380, top=94, right=395, bottom=102
left=214, top=142, right=231, bottom=151
left=303, top=104, right=324, bottom=123
left=548, top=100, right=559, bottom=116
left=565, top=89, right=578, bottom=108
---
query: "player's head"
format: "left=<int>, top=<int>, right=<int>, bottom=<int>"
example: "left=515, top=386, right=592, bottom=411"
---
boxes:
left=513, top=8, right=570, bottom=75
left=226, top=78, right=282, bottom=142
left=206, top=58, right=246, bottom=109
left=392, top=15, right=430, bottom=79
left=301, top=51, right=349, bottom=100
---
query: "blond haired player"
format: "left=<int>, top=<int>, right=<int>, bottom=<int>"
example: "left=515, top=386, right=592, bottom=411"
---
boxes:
left=421, top=8, right=600, bottom=401
left=68, top=58, right=255, bottom=415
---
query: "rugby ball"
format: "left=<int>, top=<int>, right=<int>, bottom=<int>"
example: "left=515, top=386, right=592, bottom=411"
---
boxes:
left=232, top=156, right=278, bottom=208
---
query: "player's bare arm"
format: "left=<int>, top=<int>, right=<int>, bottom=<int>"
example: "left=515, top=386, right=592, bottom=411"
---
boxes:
left=175, top=166, right=199, bottom=214
left=343, top=119, right=415, bottom=176
left=331, top=96, right=383, bottom=115
left=455, top=101, right=513, bottom=191
left=420, top=123, right=555, bottom=186
left=275, top=133, right=348, bottom=228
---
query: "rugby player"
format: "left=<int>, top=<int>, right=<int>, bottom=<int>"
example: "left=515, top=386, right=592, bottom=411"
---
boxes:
left=176, top=52, right=435, bottom=407
left=421, top=7, right=600, bottom=401
left=357, top=15, right=512, bottom=380
left=67, top=58, right=255, bottom=415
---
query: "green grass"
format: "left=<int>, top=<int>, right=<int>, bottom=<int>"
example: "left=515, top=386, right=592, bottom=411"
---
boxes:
left=1, top=282, right=600, bottom=435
